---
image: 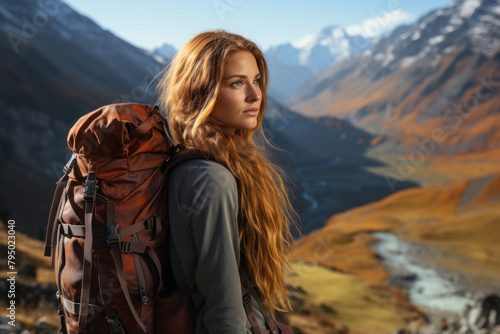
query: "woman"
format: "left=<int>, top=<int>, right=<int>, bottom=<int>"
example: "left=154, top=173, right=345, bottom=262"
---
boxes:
left=156, top=30, right=296, bottom=334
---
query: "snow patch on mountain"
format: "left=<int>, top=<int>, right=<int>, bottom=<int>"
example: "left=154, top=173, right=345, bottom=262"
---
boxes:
left=429, top=35, right=445, bottom=45
left=291, top=34, right=315, bottom=49
left=346, top=9, right=413, bottom=38
left=364, top=0, right=500, bottom=71
left=459, top=0, right=482, bottom=18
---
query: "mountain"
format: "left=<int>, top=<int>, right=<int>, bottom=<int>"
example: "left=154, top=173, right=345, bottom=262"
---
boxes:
left=265, top=25, right=372, bottom=101
left=0, top=0, right=381, bottom=239
left=0, top=0, right=166, bottom=172
left=0, top=0, right=167, bottom=237
left=154, top=42, right=177, bottom=59
left=263, top=99, right=419, bottom=234
left=292, top=0, right=500, bottom=155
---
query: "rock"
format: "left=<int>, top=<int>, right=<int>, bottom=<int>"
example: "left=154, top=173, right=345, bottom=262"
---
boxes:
left=320, top=303, right=337, bottom=315
left=0, top=325, right=17, bottom=334
left=392, top=329, right=407, bottom=334
left=0, top=315, right=22, bottom=333
left=286, top=285, right=307, bottom=295
left=18, top=261, right=37, bottom=279
left=440, top=318, right=449, bottom=331
left=490, top=326, right=500, bottom=334
left=465, top=294, right=500, bottom=330
left=290, top=294, right=305, bottom=306
left=32, top=317, right=55, bottom=334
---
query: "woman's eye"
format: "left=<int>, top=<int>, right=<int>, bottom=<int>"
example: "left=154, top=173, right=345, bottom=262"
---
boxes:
left=253, top=78, right=261, bottom=84
left=231, top=80, right=243, bottom=87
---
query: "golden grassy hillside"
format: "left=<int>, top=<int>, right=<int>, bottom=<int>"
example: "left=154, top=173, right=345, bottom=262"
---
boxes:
left=0, top=220, right=58, bottom=329
left=291, top=152, right=500, bottom=332
left=286, top=263, right=423, bottom=334
left=0, top=220, right=54, bottom=283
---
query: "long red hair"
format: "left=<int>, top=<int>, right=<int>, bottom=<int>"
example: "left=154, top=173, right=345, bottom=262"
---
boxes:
left=156, top=30, right=296, bottom=313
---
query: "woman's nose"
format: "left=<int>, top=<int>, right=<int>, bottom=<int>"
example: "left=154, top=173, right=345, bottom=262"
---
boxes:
left=246, top=84, right=261, bottom=102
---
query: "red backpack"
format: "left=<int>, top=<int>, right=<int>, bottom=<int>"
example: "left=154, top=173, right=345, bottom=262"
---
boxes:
left=44, top=103, right=205, bottom=333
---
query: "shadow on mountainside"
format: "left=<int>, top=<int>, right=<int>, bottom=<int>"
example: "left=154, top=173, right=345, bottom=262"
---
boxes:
left=262, top=103, right=418, bottom=236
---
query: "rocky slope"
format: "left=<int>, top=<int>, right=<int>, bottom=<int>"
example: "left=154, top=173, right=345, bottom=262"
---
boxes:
left=292, top=0, right=500, bottom=156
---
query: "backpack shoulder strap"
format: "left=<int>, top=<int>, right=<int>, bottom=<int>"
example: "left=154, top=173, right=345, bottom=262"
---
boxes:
left=163, top=145, right=218, bottom=174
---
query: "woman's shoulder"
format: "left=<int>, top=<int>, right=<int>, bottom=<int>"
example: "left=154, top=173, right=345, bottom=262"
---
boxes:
left=170, top=158, right=229, bottom=172
left=167, top=158, right=237, bottom=198
left=169, top=158, right=234, bottom=182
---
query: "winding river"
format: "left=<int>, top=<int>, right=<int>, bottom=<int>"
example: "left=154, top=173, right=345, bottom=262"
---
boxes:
left=294, top=158, right=477, bottom=313
left=371, top=232, right=474, bottom=313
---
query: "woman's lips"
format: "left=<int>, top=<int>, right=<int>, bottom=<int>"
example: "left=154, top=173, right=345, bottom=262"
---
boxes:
left=243, top=107, right=259, bottom=116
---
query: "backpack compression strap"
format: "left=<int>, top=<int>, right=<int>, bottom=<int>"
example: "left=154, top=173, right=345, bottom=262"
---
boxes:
left=78, top=161, right=98, bottom=331
left=44, top=154, right=77, bottom=264
left=42, top=153, right=96, bottom=331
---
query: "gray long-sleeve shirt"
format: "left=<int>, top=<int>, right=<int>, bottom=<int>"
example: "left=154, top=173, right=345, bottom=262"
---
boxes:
left=167, top=159, right=269, bottom=334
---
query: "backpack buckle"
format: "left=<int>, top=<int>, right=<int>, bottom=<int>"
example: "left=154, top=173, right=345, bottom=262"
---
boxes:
left=106, top=224, right=120, bottom=247
left=106, top=317, right=124, bottom=334
left=63, top=153, right=77, bottom=176
left=120, top=241, right=132, bottom=254
left=146, top=216, right=157, bottom=239
left=243, top=293, right=251, bottom=306
left=83, top=173, right=98, bottom=202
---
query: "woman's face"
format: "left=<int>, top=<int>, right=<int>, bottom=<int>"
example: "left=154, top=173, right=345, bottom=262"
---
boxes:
left=211, top=50, right=262, bottom=134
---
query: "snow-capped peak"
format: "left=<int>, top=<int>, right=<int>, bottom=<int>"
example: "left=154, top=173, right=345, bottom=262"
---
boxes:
left=270, top=25, right=372, bottom=73
left=264, top=25, right=373, bottom=101
left=291, top=34, right=315, bottom=49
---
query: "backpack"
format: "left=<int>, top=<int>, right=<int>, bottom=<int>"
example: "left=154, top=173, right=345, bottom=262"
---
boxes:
left=44, top=103, right=207, bottom=334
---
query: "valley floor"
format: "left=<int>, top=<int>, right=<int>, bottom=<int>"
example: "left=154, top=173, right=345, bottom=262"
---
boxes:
left=288, top=148, right=500, bottom=333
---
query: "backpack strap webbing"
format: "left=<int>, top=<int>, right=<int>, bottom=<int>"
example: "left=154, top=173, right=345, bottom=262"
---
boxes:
left=163, top=145, right=215, bottom=174
left=44, top=154, right=77, bottom=264
left=96, top=234, right=125, bottom=334
left=243, top=293, right=262, bottom=334
left=58, top=215, right=161, bottom=239
left=106, top=201, right=148, bottom=333
left=78, top=169, right=98, bottom=331
left=241, top=269, right=280, bottom=334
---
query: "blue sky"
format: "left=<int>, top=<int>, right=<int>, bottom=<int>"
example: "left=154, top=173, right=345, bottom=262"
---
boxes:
left=64, top=0, right=453, bottom=51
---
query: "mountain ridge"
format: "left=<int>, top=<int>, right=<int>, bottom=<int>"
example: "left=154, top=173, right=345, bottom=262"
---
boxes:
left=264, top=25, right=373, bottom=101
left=292, top=0, right=500, bottom=156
